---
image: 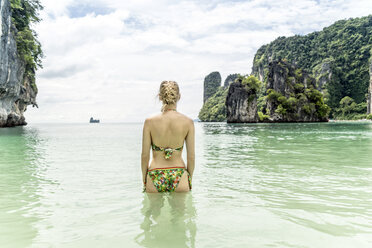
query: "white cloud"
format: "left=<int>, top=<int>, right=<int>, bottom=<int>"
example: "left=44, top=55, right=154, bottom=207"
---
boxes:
left=24, top=0, right=372, bottom=123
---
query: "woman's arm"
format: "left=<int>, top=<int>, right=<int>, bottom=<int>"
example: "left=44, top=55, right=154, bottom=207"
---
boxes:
left=185, top=119, right=195, bottom=178
left=141, top=118, right=151, bottom=184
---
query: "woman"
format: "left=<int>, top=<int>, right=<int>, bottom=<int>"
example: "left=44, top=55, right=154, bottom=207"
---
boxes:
left=141, top=81, right=195, bottom=193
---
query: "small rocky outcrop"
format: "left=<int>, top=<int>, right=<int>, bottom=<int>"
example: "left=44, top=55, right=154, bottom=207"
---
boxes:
left=223, top=74, right=239, bottom=88
left=0, top=0, right=38, bottom=127
left=203, top=71, right=221, bottom=103
left=264, top=60, right=329, bottom=122
left=226, top=78, right=259, bottom=123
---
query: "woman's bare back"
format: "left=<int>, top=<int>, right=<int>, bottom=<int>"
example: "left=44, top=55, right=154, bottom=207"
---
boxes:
left=141, top=109, right=195, bottom=193
left=148, top=111, right=191, bottom=168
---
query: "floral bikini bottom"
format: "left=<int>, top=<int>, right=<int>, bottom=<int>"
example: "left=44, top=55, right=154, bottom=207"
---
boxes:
left=144, top=166, right=192, bottom=193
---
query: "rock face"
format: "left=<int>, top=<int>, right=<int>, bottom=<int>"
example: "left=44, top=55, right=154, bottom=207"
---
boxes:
left=0, top=0, right=37, bottom=127
left=223, top=74, right=239, bottom=88
left=314, top=61, right=332, bottom=91
left=254, top=64, right=265, bottom=83
left=199, top=73, right=241, bottom=122
left=265, top=60, right=328, bottom=122
left=368, top=59, right=372, bottom=114
left=226, top=80, right=258, bottom=123
left=203, top=71, right=221, bottom=103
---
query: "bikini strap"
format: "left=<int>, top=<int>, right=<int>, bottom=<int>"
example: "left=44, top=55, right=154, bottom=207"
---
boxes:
left=173, top=145, right=183, bottom=151
left=151, top=143, right=183, bottom=151
left=151, top=143, right=183, bottom=159
left=151, top=143, right=162, bottom=151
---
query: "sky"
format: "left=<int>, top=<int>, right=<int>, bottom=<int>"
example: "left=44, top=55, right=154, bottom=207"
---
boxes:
left=24, top=0, right=372, bottom=123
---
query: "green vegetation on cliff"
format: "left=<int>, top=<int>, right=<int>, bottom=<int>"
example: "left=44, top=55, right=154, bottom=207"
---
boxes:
left=198, top=87, right=228, bottom=122
left=240, top=75, right=262, bottom=94
left=224, top=74, right=239, bottom=88
left=333, top=96, right=368, bottom=120
left=203, top=72, right=221, bottom=103
left=264, top=87, right=330, bottom=119
left=253, top=15, right=372, bottom=118
left=260, top=61, right=330, bottom=122
left=199, top=74, right=262, bottom=122
left=199, top=73, right=241, bottom=122
left=10, top=0, right=43, bottom=92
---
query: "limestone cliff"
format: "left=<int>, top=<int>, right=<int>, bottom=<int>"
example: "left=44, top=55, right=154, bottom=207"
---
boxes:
left=264, top=60, right=329, bottom=122
left=226, top=79, right=258, bottom=123
left=223, top=74, right=239, bottom=88
left=203, top=71, right=221, bottom=103
left=313, top=61, right=331, bottom=90
left=0, top=0, right=37, bottom=127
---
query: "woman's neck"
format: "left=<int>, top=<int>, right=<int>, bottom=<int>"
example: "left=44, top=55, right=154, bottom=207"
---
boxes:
left=163, top=104, right=177, bottom=112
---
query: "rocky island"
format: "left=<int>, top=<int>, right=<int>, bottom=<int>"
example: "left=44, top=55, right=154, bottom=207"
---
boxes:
left=89, top=117, right=100, bottom=123
left=199, top=15, right=372, bottom=122
left=0, top=0, right=42, bottom=127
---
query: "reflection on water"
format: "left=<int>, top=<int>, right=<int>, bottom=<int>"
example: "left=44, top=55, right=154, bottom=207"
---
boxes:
left=0, top=126, right=47, bottom=248
left=200, top=122, right=372, bottom=246
left=135, top=192, right=197, bottom=248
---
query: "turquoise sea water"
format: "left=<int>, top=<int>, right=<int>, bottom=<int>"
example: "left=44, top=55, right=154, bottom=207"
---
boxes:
left=0, top=122, right=372, bottom=248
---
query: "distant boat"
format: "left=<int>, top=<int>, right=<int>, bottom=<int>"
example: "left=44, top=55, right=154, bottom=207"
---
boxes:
left=89, top=117, right=100, bottom=123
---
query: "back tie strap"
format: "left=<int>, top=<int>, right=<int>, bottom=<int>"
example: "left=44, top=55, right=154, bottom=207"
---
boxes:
left=152, top=144, right=183, bottom=159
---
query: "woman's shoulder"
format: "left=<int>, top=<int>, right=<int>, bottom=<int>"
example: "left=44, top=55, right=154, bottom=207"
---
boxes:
left=143, top=115, right=157, bottom=127
left=176, top=111, right=191, bottom=119
left=174, top=112, right=193, bottom=124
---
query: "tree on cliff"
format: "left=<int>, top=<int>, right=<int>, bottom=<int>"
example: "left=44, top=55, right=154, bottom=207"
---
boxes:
left=10, top=0, right=43, bottom=93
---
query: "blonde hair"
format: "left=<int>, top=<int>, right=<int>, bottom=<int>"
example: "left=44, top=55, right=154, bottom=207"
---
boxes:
left=158, top=81, right=180, bottom=112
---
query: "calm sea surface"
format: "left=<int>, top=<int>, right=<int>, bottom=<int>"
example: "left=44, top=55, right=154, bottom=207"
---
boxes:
left=0, top=122, right=372, bottom=248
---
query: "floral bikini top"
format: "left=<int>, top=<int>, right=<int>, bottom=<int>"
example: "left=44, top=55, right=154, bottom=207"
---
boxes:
left=151, top=143, right=183, bottom=159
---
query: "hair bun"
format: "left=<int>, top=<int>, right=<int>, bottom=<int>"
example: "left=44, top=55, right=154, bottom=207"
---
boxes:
left=158, top=81, right=180, bottom=112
